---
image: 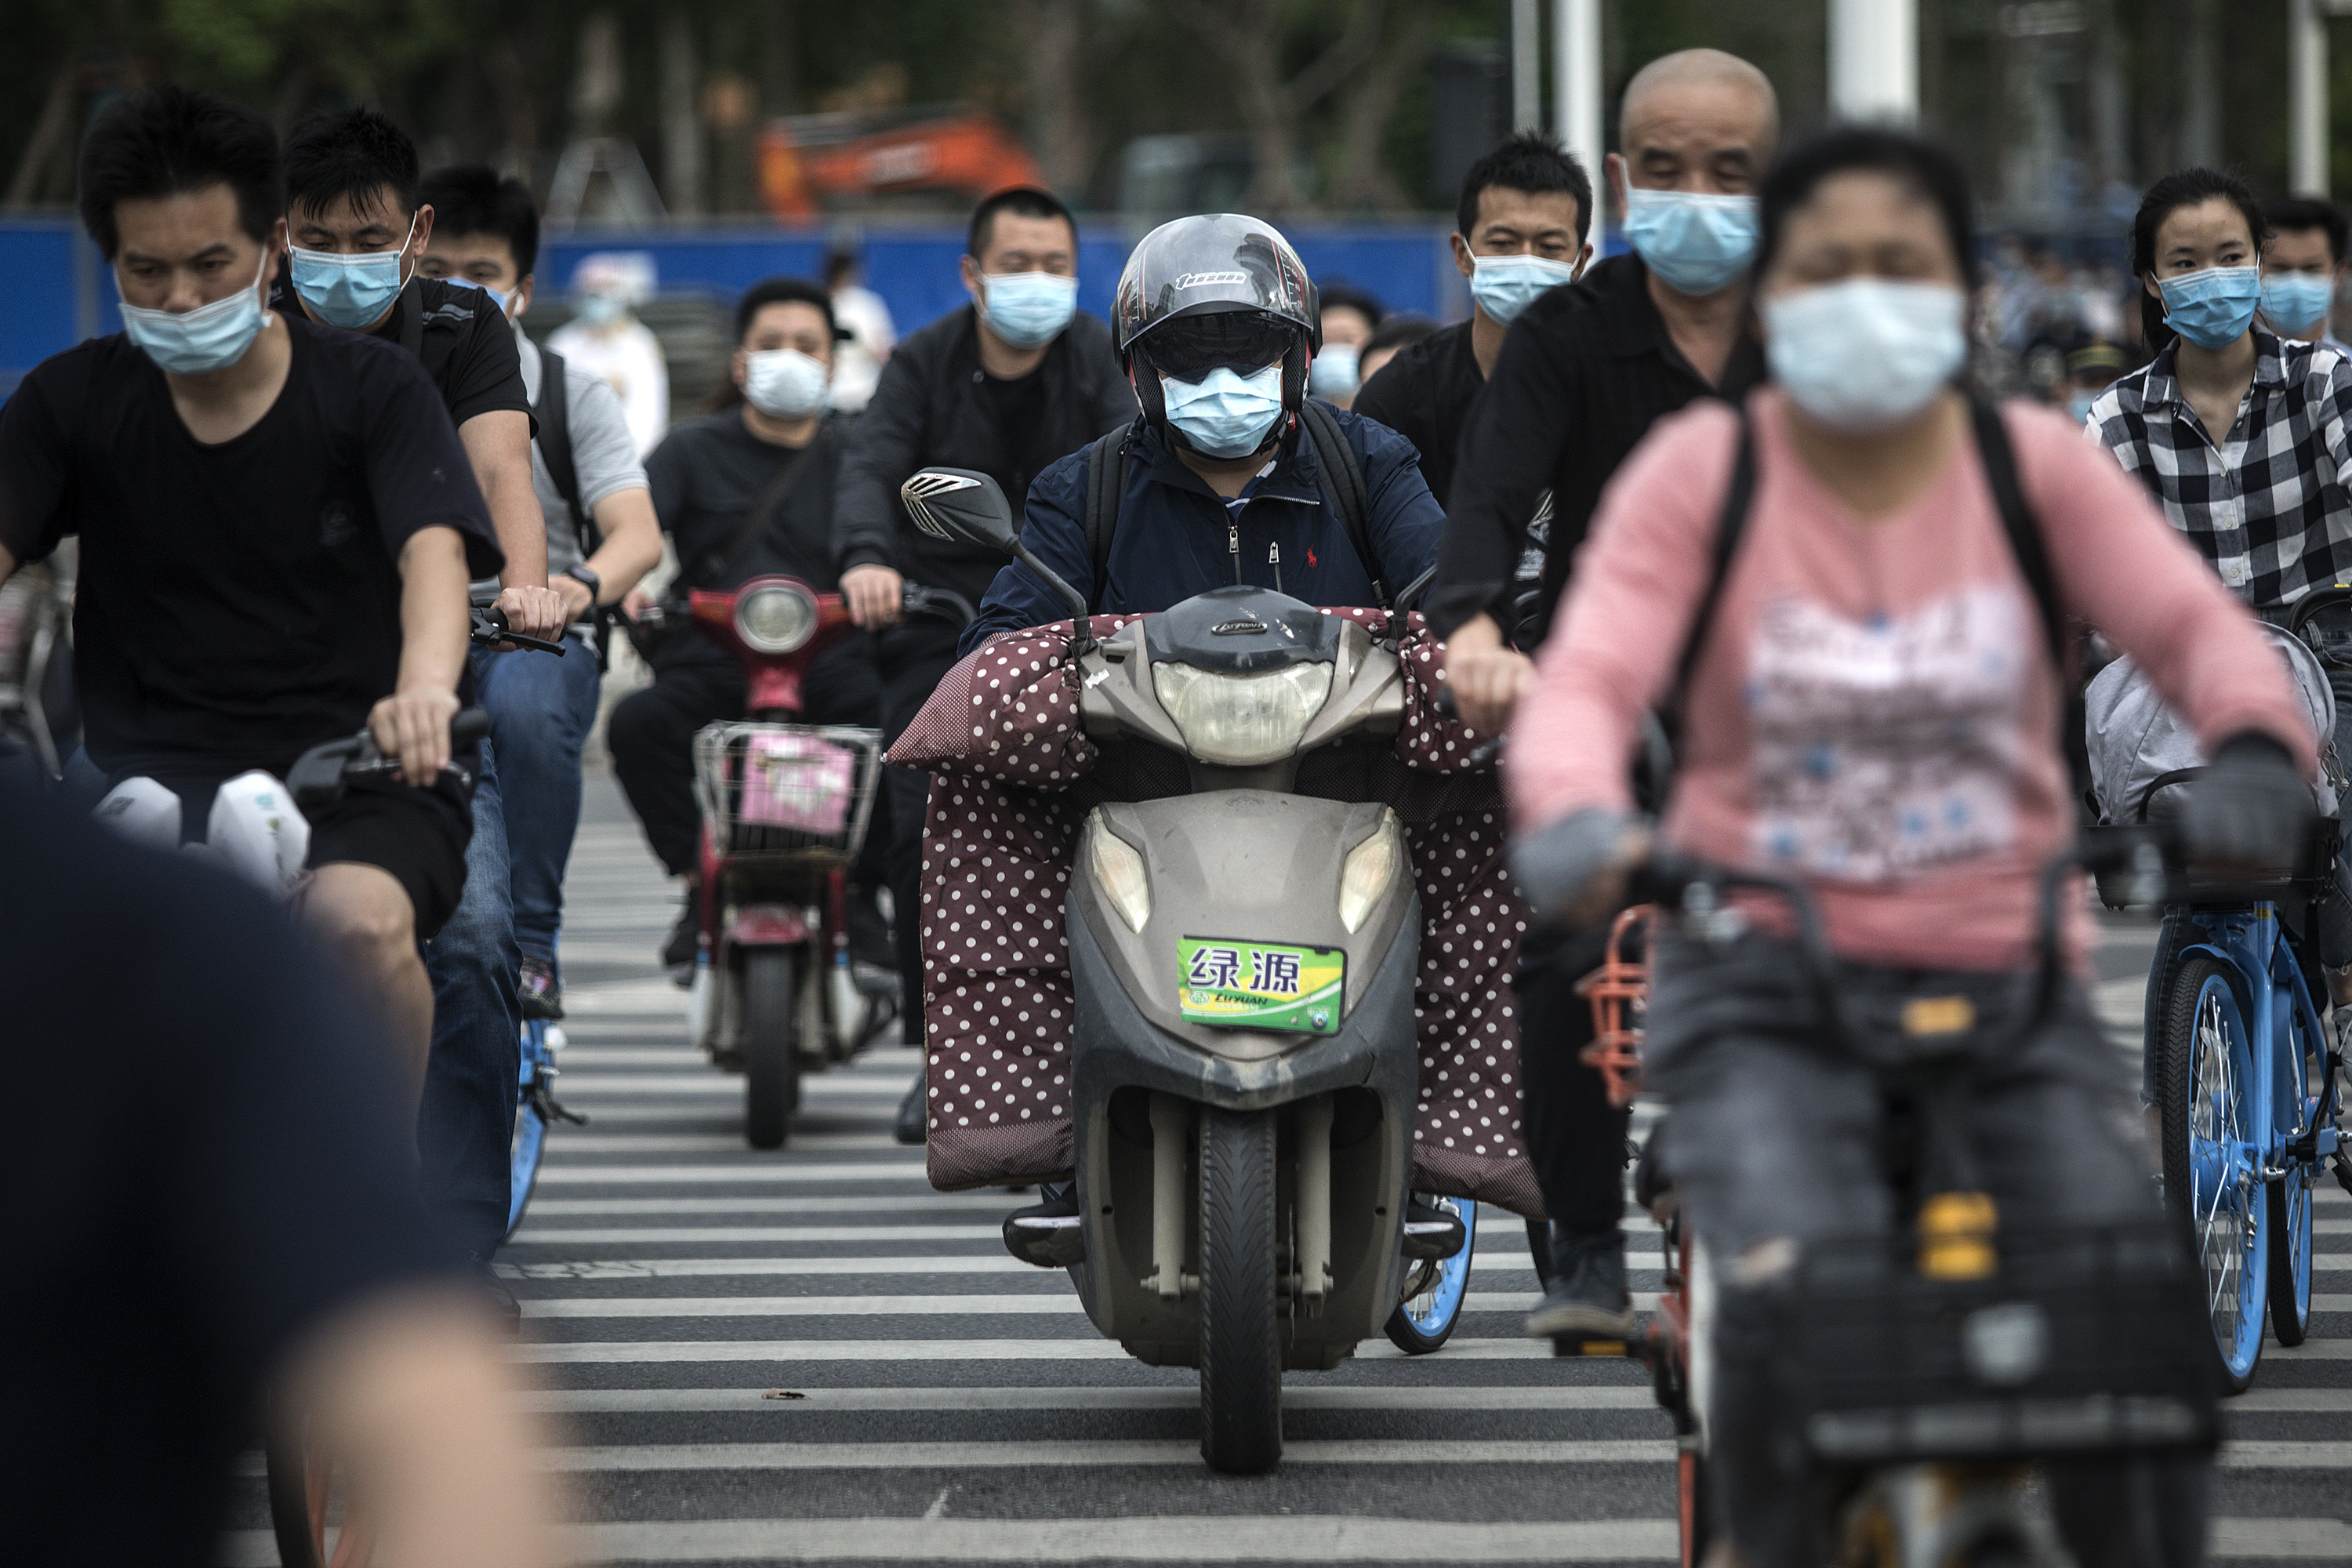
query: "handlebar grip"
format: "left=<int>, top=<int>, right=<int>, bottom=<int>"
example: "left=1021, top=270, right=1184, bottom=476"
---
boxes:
left=470, top=606, right=568, bottom=655
left=450, top=708, right=492, bottom=750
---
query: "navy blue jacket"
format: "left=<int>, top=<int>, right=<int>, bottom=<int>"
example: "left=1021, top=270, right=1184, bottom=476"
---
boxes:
left=963, top=408, right=1446, bottom=652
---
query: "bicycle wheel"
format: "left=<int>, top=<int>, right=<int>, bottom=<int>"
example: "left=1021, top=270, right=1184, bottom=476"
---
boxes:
left=2158, top=955, right=2269, bottom=1392
left=1197, top=1105, right=1282, bottom=1474
left=265, top=1425, right=375, bottom=1568
left=1385, top=1196, right=1478, bottom=1353
left=506, top=1022, right=550, bottom=1241
left=742, top=948, right=802, bottom=1150
left=2268, top=1004, right=2325, bottom=1345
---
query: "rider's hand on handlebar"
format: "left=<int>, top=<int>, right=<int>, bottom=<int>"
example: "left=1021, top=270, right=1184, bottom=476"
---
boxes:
left=842, top=564, right=905, bottom=630
left=622, top=586, right=655, bottom=620
left=368, top=687, right=464, bottom=787
left=2180, top=731, right=2318, bottom=874
left=1508, top=808, right=1655, bottom=931
left=1441, top=614, right=1534, bottom=736
left=495, top=583, right=568, bottom=642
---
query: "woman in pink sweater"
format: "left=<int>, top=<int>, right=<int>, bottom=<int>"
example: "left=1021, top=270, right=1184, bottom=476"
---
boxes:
left=1504, top=127, right=2313, bottom=1568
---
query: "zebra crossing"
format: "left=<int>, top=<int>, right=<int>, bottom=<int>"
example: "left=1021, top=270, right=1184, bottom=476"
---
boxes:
left=223, top=780, right=2352, bottom=1564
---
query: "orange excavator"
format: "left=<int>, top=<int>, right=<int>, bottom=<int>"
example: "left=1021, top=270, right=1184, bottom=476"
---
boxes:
left=757, top=107, right=1043, bottom=220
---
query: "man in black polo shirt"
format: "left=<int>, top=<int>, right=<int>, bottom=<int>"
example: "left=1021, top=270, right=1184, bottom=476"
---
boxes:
left=278, top=106, right=564, bottom=1287
left=831, top=186, right=1135, bottom=1138
left=1356, top=132, right=1594, bottom=510
left=1436, top=49, right=1777, bottom=1339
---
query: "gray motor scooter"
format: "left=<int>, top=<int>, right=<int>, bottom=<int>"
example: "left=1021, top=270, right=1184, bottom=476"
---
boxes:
left=902, top=468, right=1454, bottom=1473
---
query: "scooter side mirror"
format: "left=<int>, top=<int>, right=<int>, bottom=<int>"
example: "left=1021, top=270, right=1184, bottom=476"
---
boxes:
left=902, top=468, right=1018, bottom=554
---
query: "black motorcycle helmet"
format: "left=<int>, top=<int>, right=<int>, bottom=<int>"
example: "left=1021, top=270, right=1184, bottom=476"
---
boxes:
left=1112, top=213, right=1319, bottom=459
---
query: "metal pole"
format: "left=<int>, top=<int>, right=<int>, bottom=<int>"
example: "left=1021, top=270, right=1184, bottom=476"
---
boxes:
left=1828, top=0, right=1919, bottom=124
left=2292, top=0, right=2329, bottom=195
left=1554, top=0, right=1603, bottom=218
left=1512, top=0, right=1542, bottom=132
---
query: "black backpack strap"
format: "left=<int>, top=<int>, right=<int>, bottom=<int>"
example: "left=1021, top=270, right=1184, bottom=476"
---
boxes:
left=1667, top=408, right=1758, bottom=717
left=1082, top=421, right=1134, bottom=614
left=533, top=345, right=596, bottom=556
left=1970, top=397, right=2092, bottom=814
left=1296, top=398, right=1382, bottom=605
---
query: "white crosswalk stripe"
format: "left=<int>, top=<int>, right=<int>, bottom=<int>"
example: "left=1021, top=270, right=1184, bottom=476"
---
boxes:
left=223, top=784, right=2352, bottom=1564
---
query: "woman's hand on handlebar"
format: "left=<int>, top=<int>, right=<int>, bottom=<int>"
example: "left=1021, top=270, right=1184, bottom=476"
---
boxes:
left=842, top=564, right=905, bottom=630
left=368, top=688, right=463, bottom=787
left=1508, top=807, right=1655, bottom=930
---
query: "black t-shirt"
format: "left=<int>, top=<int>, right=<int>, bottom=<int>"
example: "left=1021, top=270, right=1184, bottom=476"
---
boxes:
left=0, top=318, right=504, bottom=778
left=1352, top=319, right=1482, bottom=510
left=271, top=273, right=533, bottom=431
left=0, top=784, right=452, bottom=1567
left=645, top=409, right=848, bottom=593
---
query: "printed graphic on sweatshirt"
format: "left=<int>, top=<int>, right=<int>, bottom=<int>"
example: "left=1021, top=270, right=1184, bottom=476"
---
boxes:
left=1745, top=584, right=2030, bottom=880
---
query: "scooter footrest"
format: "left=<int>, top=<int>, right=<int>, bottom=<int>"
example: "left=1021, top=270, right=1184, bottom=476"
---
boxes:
left=1003, top=1211, right=1084, bottom=1269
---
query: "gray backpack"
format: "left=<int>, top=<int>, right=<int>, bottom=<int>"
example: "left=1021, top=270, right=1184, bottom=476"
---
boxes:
left=2085, top=625, right=2339, bottom=823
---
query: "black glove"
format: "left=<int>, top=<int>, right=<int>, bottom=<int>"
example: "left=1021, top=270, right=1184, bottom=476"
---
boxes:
left=2180, top=733, right=2316, bottom=873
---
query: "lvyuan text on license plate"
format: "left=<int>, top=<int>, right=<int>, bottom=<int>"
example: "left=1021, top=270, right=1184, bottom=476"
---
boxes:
left=1177, top=937, right=1345, bottom=1034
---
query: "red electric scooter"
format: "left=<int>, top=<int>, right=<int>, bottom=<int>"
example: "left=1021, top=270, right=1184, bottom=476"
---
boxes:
left=681, top=573, right=887, bottom=1149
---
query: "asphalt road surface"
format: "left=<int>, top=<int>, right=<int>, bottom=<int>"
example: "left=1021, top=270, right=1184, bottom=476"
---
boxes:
left=231, top=778, right=2352, bottom=1565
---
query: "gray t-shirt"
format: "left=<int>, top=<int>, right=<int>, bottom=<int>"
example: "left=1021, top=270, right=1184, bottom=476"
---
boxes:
left=470, top=327, right=648, bottom=628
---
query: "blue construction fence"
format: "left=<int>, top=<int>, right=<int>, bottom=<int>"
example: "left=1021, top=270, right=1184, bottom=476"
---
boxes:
left=2, top=217, right=1479, bottom=393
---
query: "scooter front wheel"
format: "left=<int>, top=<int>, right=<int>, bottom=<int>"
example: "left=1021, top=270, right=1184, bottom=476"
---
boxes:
left=1385, top=1196, right=1477, bottom=1353
left=743, top=949, right=803, bottom=1150
left=1197, top=1105, right=1282, bottom=1474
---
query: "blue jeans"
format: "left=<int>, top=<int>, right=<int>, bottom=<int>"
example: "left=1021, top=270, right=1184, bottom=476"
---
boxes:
left=419, top=740, right=520, bottom=1258
left=474, top=635, right=601, bottom=969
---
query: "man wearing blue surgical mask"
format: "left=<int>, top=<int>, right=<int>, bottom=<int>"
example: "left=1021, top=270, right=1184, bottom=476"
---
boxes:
left=1356, top=130, right=1595, bottom=512
left=277, top=107, right=566, bottom=1316
left=833, top=186, right=1134, bottom=1136
left=1431, top=49, right=1777, bottom=1345
left=2260, top=196, right=2351, bottom=356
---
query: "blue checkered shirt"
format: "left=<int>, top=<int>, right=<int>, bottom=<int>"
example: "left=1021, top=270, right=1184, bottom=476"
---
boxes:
left=2086, top=328, right=2352, bottom=614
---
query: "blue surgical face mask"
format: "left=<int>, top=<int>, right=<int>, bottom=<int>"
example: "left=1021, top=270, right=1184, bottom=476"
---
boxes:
left=120, top=249, right=272, bottom=376
left=1620, top=187, right=1759, bottom=297
left=1468, top=252, right=1581, bottom=325
left=1161, top=363, right=1286, bottom=459
left=2156, top=265, right=2262, bottom=351
left=288, top=213, right=416, bottom=330
left=1762, top=278, right=1967, bottom=433
left=978, top=271, right=1078, bottom=349
left=450, top=278, right=513, bottom=318
left=2067, top=390, right=2101, bottom=426
left=575, top=290, right=627, bottom=326
left=1307, top=343, right=1360, bottom=398
left=2259, top=270, right=2336, bottom=333
left=744, top=347, right=831, bottom=419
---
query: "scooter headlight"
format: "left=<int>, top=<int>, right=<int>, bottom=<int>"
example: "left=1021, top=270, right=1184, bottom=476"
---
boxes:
left=1338, top=810, right=1401, bottom=934
left=1149, top=660, right=1334, bottom=767
left=735, top=583, right=818, bottom=653
left=1088, top=813, right=1152, bottom=933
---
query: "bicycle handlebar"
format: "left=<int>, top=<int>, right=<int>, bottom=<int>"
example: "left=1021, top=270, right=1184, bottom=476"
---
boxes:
left=288, top=708, right=492, bottom=808
left=470, top=605, right=567, bottom=655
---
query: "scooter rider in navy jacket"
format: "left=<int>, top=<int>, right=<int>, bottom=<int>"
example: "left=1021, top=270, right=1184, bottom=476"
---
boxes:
left=963, top=212, right=1446, bottom=652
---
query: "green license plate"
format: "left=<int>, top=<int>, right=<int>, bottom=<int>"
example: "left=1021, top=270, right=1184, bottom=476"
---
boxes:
left=1177, top=937, right=1345, bottom=1034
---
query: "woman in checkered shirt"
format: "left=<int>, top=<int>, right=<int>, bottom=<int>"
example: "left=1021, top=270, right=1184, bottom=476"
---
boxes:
left=2087, top=167, right=2352, bottom=1054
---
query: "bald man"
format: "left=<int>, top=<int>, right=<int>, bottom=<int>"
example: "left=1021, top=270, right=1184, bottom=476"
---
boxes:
left=1432, top=49, right=1778, bottom=1340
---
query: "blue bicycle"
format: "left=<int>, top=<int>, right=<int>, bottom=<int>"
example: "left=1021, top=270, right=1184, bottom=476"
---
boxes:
left=2123, top=584, right=2352, bottom=1391
left=1384, top=1194, right=1477, bottom=1352
left=507, top=1015, right=582, bottom=1240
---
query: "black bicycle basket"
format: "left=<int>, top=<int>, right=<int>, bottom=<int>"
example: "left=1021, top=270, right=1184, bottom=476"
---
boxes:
left=1788, top=1219, right=2219, bottom=1466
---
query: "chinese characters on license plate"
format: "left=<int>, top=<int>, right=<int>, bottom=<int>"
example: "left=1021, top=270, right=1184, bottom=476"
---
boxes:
left=1177, top=936, right=1345, bottom=1034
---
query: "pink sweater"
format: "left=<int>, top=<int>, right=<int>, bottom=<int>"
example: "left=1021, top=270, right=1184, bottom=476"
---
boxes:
left=1505, top=390, right=2317, bottom=971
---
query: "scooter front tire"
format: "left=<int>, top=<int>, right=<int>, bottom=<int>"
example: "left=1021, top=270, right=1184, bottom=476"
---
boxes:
left=743, top=948, right=803, bottom=1150
left=1197, top=1105, right=1282, bottom=1474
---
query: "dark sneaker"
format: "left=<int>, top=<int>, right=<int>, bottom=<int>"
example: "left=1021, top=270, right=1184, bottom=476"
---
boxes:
left=1525, top=1225, right=1635, bottom=1338
left=1401, top=1197, right=1468, bottom=1260
left=893, top=1072, right=927, bottom=1146
left=517, top=954, right=564, bottom=1020
left=1003, top=1183, right=1083, bottom=1268
left=662, top=890, right=699, bottom=985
